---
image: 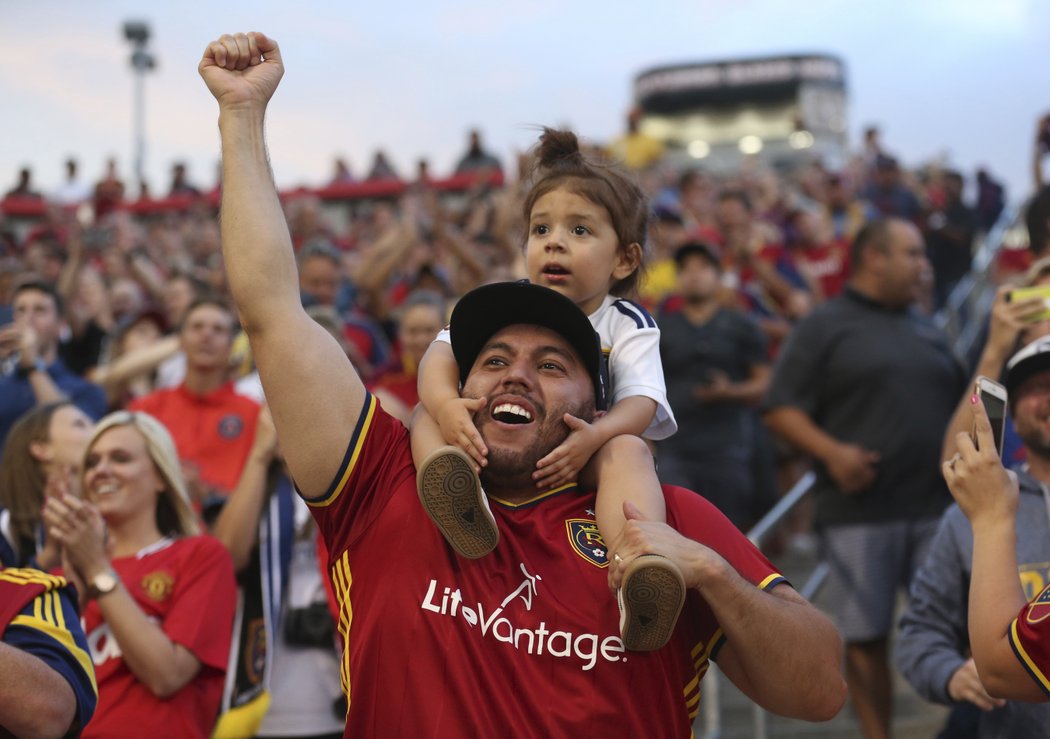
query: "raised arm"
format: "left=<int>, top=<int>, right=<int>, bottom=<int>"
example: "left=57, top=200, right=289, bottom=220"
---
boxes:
left=941, top=285, right=1042, bottom=462
left=199, top=32, right=363, bottom=496
left=89, top=335, right=180, bottom=399
left=943, top=400, right=1045, bottom=700
left=211, top=406, right=279, bottom=571
left=0, top=323, right=68, bottom=406
left=416, top=338, right=488, bottom=465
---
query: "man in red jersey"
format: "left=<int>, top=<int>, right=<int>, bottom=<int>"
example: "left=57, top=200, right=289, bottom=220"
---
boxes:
left=129, top=297, right=261, bottom=501
left=200, top=31, right=847, bottom=737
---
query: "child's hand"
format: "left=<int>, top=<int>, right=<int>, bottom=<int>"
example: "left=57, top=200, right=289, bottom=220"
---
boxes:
left=436, top=396, right=488, bottom=469
left=533, top=414, right=602, bottom=489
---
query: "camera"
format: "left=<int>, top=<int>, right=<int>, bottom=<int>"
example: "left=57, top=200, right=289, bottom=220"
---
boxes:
left=283, top=602, right=335, bottom=648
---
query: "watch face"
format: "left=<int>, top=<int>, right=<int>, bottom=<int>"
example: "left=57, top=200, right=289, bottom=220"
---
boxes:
left=92, top=571, right=118, bottom=596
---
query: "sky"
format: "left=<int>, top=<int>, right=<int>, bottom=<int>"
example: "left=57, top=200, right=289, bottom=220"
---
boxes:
left=2, top=0, right=1048, bottom=202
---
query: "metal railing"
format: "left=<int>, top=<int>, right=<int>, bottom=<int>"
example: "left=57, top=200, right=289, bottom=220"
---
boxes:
left=935, top=203, right=1020, bottom=359
left=747, top=471, right=816, bottom=549
left=700, top=471, right=820, bottom=739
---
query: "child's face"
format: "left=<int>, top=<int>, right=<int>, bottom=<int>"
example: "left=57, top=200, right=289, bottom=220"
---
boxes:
left=525, top=187, right=635, bottom=315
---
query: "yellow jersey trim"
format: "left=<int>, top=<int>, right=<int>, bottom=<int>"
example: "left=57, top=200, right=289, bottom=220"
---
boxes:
left=306, top=394, right=378, bottom=509
left=488, top=482, right=577, bottom=508
left=11, top=610, right=98, bottom=696
left=1011, top=617, right=1050, bottom=694
left=331, top=549, right=354, bottom=708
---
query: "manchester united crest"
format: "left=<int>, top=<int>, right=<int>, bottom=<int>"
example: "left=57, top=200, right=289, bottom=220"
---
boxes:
left=141, top=571, right=175, bottom=602
left=566, top=519, right=609, bottom=568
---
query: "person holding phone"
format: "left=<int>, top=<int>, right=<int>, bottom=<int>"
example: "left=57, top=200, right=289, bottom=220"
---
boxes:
left=896, top=340, right=1050, bottom=734
left=0, top=281, right=107, bottom=451
left=940, top=257, right=1050, bottom=469
left=939, top=336, right=1050, bottom=704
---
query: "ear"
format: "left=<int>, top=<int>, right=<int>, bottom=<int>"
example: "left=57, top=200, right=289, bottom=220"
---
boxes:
left=28, top=440, right=53, bottom=463
left=858, top=244, right=885, bottom=275
left=612, top=242, right=643, bottom=281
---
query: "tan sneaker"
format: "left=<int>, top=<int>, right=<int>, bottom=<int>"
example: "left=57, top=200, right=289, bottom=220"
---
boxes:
left=417, top=446, right=498, bottom=559
left=618, top=554, right=687, bottom=651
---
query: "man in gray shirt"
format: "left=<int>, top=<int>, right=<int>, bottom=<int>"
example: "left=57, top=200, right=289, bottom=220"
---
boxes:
left=765, top=218, right=967, bottom=739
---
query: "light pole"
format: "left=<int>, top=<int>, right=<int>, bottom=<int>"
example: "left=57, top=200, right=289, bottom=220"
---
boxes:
left=123, top=21, right=155, bottom=199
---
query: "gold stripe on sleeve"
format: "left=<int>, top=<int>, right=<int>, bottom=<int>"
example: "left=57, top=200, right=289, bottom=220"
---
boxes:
left=51, top=591, right=66, bottom=631
left=758, top=573, right=785, bottom=590
left=307, top=394, right=378, bottom=509
left=1010, top=618, right=1050, bottom=694
left=0, top=569, right=67, bottom=589
left=330, top=550, right=354, bottom=706
left=10, top=612, right=98, bottom=695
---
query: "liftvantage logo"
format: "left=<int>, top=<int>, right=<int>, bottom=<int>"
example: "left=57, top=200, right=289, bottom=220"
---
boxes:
left=420, top=562, right=625, bottom=671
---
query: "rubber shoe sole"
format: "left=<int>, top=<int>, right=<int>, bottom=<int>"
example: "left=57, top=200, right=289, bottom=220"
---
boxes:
left=618, top=554, right=687, bottom=651
left=417, top=446, right=498, bottom=559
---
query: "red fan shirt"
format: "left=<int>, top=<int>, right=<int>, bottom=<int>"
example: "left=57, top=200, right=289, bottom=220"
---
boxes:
left=80, top=536, right=236, bottom=739
left=307, top=392, right=786, bottom=738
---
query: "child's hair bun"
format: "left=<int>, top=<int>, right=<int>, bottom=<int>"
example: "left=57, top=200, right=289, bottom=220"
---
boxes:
left=535, top=128, right=586, bottom=173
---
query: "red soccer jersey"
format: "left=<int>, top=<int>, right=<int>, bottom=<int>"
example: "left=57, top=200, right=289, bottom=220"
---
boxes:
left=129, top=382, right=261, bottom=495
left=791, top=240, right=851, bottom=300
left=1009, top=581, right=1050, bottom=697
left=307, top=392, right=786, bottom=738
left=369, top=365, right=419, bottom=409
left=80, top=536, right=236, bottom=739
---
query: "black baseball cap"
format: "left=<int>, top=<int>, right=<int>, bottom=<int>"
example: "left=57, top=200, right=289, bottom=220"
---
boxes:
left=450, top=281, right=608, bottom=410
left=673, top=241, right=721, bottom=271
left=1005, top=336, right=1050, bottom=401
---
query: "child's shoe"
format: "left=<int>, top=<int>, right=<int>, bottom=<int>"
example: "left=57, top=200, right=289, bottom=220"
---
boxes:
left=618, top=554, right=687, bottom=651
left=417, top=446, right=498, bottom=559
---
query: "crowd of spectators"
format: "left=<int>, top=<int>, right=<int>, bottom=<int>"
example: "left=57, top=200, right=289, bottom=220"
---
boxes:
left=3, top=110, right=1046, bottom=738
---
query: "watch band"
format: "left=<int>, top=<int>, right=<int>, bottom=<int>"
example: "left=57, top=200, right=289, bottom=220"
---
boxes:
left=17, top=358, right=47, bottom=377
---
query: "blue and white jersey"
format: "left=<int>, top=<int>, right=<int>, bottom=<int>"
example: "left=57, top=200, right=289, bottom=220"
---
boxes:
left=588, top=295, right=676, bottom=440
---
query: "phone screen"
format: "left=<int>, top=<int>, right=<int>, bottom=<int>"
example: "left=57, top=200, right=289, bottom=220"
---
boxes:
left=1008, top=285, right=1050, bottom=322
left=979, top=390, right=1007, bottom=458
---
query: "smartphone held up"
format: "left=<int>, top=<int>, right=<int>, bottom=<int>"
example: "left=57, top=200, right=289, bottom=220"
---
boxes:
left=1007, top=285, right=1050, bottom=323
left=973, top=375, right=1007, bottom=459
